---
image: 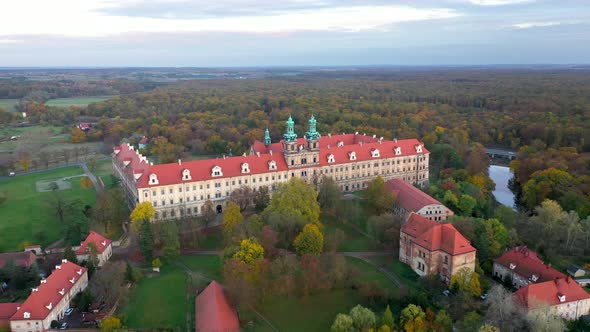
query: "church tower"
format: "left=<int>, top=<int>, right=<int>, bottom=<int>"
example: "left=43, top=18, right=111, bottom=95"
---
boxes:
left=305, top=115, right=320, bottom=150
left=264, top=128, right=271, bottom=146
left=283, top=115, right=298, bottom=154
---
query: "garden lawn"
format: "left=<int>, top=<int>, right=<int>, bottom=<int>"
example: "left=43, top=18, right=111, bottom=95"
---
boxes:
left=44, top=96, right=113, bottom=107
left=0, top=166, right=96, bottom=251
left=178, top=255, right=223, bottom=281
left=253, top=289, right=364, bottom=332
left=0, top=99, right=19, bottom=112
left=322, top=214, right=383, bottom=251
left=122, top=265, right=189, bottom=331
left=345, top=256, right=396, bottom=289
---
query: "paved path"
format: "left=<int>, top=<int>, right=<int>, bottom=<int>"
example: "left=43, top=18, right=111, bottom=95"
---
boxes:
left=81, top=162, right=102, bottom=192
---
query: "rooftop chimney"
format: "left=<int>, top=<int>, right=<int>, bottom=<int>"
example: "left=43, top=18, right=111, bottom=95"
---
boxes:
left=256, top=152, right=260, bottom=158
left=178, top=159, right=181, bottom=165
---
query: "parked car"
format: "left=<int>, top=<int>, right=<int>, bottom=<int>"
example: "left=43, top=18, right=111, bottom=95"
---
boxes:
left=8, top=172, right=15, bottom=177
left=480, top=293, right=489, bottom=300
left=442, top=290, right=451, bottom=297
left=59, top=322, right=68, bottom=330
left=65, top=308, right=74, bottom=316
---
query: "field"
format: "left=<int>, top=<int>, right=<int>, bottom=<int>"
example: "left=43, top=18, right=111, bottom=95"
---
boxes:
left=44, top=96, right=113, bottom=107
left=0, top=166, right=96, bottom=251
left=0, top=99, right=19, bottom=112
left=122, top=255, right=222, bottom=331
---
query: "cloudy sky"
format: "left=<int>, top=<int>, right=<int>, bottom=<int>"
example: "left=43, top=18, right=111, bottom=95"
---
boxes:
left=1, top=0, right=589, bottom=66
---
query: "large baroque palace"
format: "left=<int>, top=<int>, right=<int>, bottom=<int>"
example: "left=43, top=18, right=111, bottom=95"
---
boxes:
left=112, top=116, right=430, bottom=220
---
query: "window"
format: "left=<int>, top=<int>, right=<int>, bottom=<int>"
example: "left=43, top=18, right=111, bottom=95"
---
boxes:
left=327, top=154, right=335, bottom=163
left=170, top=199, right=174, bottom=205
left=207, top=184, right=210, bottom=189
left=161, top=189, right=165, bottom=195
left=291, top=160, right=295, bottom=166
left=444, top=256, right=449, bottom=264
left=349, top=151, right=357, bottom=161
left=152, top=191, right=157, bottom=196
left=268, top=160, right=277, bottom=170
left=144, top=192, right=148, bottom=198
left=178, top=187, right=182, bottom=192
left=241, top=163, right=250, bottom=173
left=211, top=166, right=223, bottom=177
left=169, top=188, right=173, bottom=194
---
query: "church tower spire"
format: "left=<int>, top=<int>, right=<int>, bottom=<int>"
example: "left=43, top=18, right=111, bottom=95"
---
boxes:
left=283, top=115, right=298, bottom=142
left=305, top=115, right=320, bottom=141
left=264, top=128, right=271, bottom=146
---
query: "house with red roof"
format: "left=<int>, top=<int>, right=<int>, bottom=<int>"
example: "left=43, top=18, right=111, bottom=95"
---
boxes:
left=195, top=281, right=240, bottom=332
left=138, top=136, right=149, bottom=150
left=399, top=213, right=476, bottom=282
left=493, top=246, right=566, bottom=289
left=0, top=303, right=20, bottom=329
left=75, top=231, right=113, bottom=267
left=10, top=260, right=88, bottom=332
left=515, top=277, right=590, bottom=320
left=0, top=251, right=37, bottom=269
left=78, top=123, right=91, bottom=131
left=385, top=178, right=453, bottom=222
left=112, top=116, right=430, bottom=220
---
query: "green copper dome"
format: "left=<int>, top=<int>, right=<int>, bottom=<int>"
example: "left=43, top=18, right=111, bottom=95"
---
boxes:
left=264, top=128, right=271, bottom=146
left=305, top=115, right=320, bottom=140
left=283, top=115, right=298, bottom=142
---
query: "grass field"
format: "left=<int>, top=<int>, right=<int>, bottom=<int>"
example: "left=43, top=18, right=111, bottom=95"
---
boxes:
left=44, top=96, right=113, bottom=107
left=122, top=255, right=223, bottom=331
left=0, top=99, right=19, bottom=112
left=0, top=166, right=96, bottom=251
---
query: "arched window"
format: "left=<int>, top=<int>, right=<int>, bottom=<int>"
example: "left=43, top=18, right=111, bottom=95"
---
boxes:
left=415, top=144, right=423, bottom=153
left=371, top=149, right=380, bottom=158
left=327, top=154, right=335, bottom=163
left=149, top=173, right=159, bottom=185
left=182, top=169, right=191, bottom=181
left=348, top=151, right=357, bottom=161
left=241, top=163, right=250, bottom=174
left=268, top=160, right=277, bottom=170
left=394, top=147, right=402, bottom=156
left=211, top=166, right=223, bottom=177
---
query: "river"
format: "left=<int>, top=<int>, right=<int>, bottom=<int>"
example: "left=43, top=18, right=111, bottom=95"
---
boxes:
left=489, top=165, right=516, bottom=209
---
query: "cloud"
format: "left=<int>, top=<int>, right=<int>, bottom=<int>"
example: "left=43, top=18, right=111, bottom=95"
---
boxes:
left=468, top=0, right=533, bottom=5
left=0, top=1, right=460, bottom=37
left=513, top=21, right=561, bottom=29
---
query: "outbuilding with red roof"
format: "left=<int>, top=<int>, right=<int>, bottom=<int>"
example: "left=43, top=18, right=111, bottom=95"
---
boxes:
left=399, top=213, right=476, bottom=282
left=75, top=231, right=113, bottom=267
left=0, top=303, right=20, bottom=329
left=515, top=277, right=590, bottom=320
left=195, top=281, right=240, bottom=332
left=385, top=178, right=453, bottom=222
left=493, top=246, right=566, bottom=289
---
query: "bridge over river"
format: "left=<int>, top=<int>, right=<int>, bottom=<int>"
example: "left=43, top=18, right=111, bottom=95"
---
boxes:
left=486, top=148, right=516, bottom=160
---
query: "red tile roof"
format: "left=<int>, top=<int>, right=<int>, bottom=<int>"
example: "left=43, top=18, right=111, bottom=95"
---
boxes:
left=11, top=261, right=87, bottom=321
left=138, top=137, right=149, bottom=144
left=75, top=231, right=112, bottom=255
left=402, top=213, right=475, bottom=255
left=115, top=133, right=429, bottom=189
left=494, top=246, right=566, bottom=282
left=515, top=277, right=590, bottom=309
left=0, top=303, right=20, bottom=320
left=0, top=251, right=37, bottom=269
left=195, top=281, right=240, bottom=332
left=385, top=178, right=451, bottom=214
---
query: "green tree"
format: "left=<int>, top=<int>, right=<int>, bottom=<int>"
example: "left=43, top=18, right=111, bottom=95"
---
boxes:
left=378, top=325, right=391, bottom=332
left=130, top=202, right=155, bottom=232
left=331, top=313, right=354, bottom=332
left=318, top=176, right=340, bottom=213
left=350, top=305, right=376, bottom=332
left=152, top=258, right=162, bottom=269
left=450, top=267, right=482, bottom=297
left=139, top=219, right=155, bottom=263
left=293, top=223, right=324, bottom=256
left=233, top=238, right=264, bottom=265
left=223, top=201, right=244, bottom=244
left=478, top=325, right=500, bottom=332
left=162, top=222, right=180, bottom=261
left=99, top=316, right=122, bottom=332
left=400, top=304, right=426, bottom=332
left=382, top=305, right=395, bottom=330
left=264, top=177, right=321, bottom=226
left=202, top=200, right=216, bottom=227
left=365, top=176, right=396, bottom=215
left=63, top=245, right=78, bottom=264
left=254, top=185, right=271, bottom=212
left=458, top=194, right=477, bottom=216
left=434, top=309, right=452, bottom=332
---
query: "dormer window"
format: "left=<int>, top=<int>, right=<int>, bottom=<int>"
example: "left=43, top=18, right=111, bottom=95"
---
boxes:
left=371, top=149, right=380, bottom=158
left=46, top=302, right=52, bottom=310
left=24, top=312, right=30, bottom=319
left=327, top=154, right=335, bottom=163
left=558, top=294, right=566, bottom=303
left=349, top=151, right=357, bottom=161
left=416, top=144, right=423, bottom=153
left=182, top=169, right=192, bottom=181
left=531, top=274, right=538, bottom=282
left=211, top=166, right=223, bottom=177
left=149, top=173, right=159, bottom=185
left=509, top=263, right=516, bottom=270
left=337, top=141, right=344, bottom=147
left=394, top=147, right=402, bottom=156
left=241, top=163, right=250, bottom=174
left=59, top=288, right=65, bottom=295
left=268, top=160, right=277, bottom=171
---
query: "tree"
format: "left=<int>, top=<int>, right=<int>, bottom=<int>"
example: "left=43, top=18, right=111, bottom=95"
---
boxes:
left=70, top=127, right=87, bottom=143
left=350, top=305, right=376, bottom=332
left=233, top=238, right=264, bottom=265
left=459, top=311, right=481, bottom=332
left=254, top=185, right=271, bottom=212
left=223, top=201, right=244, bottom=244
left=378, top=325, right=391, bottom=332
left=201, top=200, right=216, bottom=227
left=229, top=186, right=255, bottom=211
left=450, top=267, right=481, bottom=297
left=130, top=202, right=155, bottom=232
left=400, top=304, right=426, bottom=332
left=526, top=307, right=566, bottom=332
left=458, top=194, right=477, bottom=216
left=318, top=176, right=340, bottom=213
left=293, top=223, right=324, bottom=256
left=381, top=305, right=395, bottom=330
left=264, top=177, right=321, bottom=226
left=484, top=285, right=527, bottom=332
left=331, top=313, right=354, bottom=332
left=434, top=309, right=452, bottom=332
left=365, top=176, right=396, bottom=215
left=162, top=222, right=180, bottom=261
left=138, top=219, right=155, bottom=263
left=478, top=325, right=500, bottom=332
left=125, top=261, right=139, bottom=284
left=63, top=245, right=78, bottom=264
left=259, top=225, right=279, bottom=258
left=152, top=258, right=161, bottom=269
left=99, top=316, right=122, bottom=332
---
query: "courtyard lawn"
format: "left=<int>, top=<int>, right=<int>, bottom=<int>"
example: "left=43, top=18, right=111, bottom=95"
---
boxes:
left=44, top=96, right=113, bottom=107
left=0, top=166, right=96, bottom=251
left=178, top=255, right=223, bottom=281
left=345, top=256, right=396, bottom=289
left=122, top=264, right=189, bottom=331
left=322, top=214, right=383, bottom=252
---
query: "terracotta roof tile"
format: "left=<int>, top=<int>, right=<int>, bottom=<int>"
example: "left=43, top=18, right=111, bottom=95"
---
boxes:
left=494, top=246, right=566, bottom=282
left=385, top=178, right=451, bottom=213
left=0, top=303, right=20, bottom=320
left=0, top=251, right=37, bottom=269
left=402, top=213, right=475, bottom=255
left=515, top=277, right=590, bottom=309
left=75, top=231, right=112, bottom=255
left=195, top=281, right=239, bottom=332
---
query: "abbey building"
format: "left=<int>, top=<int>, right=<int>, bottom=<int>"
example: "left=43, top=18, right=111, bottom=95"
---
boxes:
left=112, top=116, right=430, bottom=220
